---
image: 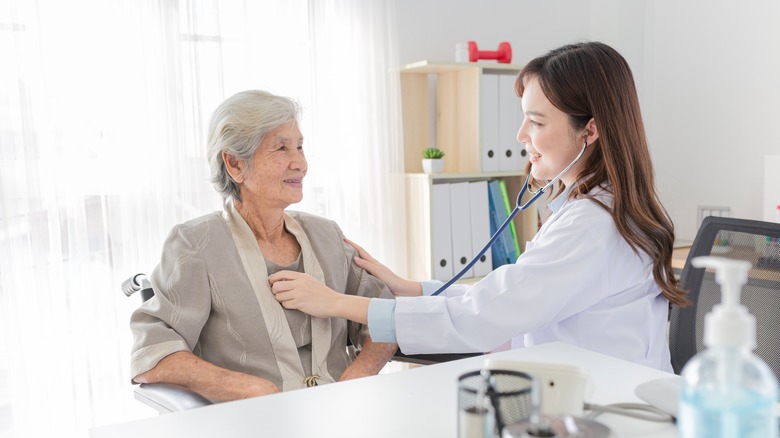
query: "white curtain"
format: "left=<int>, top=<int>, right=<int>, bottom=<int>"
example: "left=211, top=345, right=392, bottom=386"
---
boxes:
left=0, top=0, right=405, bottom=437
left=303, top=0, right=407, bottom=275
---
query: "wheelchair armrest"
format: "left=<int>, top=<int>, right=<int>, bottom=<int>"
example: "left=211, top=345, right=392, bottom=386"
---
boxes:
left=133, top=383, right=212, bottom=414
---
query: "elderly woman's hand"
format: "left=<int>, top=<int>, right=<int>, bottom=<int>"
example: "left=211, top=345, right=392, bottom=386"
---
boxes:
left=344, top=238, right=422, bottom=297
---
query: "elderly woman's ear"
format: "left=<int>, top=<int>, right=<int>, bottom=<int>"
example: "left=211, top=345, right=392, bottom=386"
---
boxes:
left=222, top=151, right=245, bottom=184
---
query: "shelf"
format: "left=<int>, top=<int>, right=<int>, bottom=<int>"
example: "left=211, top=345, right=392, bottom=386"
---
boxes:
left=400, top=61, right=535, bottom=282
left=401, top=60, right=525, bottom=74
left=407, top=171, right=525, bottom=183
left=400, top=61, right=524, bottom=174
left=413, top=171, right=525, bottom=179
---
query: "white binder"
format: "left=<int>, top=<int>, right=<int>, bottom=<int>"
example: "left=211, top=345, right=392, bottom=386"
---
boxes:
left=480, top=73, right=500, bottom=173
left=498, top=74, right=526, bottom=171
left=449, top=182, right=474, bottom=279
left=430, top=183, right=454, bottom=281
left=468, top=181, right=493, bottom=277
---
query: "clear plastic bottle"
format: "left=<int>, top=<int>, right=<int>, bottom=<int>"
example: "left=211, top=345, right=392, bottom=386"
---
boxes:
left=678, top=256, right=778, bottom=437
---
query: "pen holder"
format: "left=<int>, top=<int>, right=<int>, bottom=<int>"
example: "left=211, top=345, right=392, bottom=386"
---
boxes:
left=458, top=369, right=533, bottom=438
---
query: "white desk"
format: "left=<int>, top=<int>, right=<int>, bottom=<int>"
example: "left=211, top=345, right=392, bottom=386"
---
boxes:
left=91, top=342, right=677, bottom=437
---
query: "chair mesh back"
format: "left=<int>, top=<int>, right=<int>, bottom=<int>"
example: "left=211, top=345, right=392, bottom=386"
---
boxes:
left=669, top=217, right=780, bottom=380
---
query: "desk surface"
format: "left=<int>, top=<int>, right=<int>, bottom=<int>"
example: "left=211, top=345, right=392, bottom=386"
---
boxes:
left=91, top=342, right=677, bottom=438
left=671, top=244, right=779, bottom=280
left=672, top=245, right=690, bottom=272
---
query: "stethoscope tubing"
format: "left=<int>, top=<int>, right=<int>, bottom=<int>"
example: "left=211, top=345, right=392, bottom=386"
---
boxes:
left=430, top=141, right=588, bottom=297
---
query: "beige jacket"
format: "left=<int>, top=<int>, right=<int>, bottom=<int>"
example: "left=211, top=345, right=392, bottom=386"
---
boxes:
left=130, top=201, right=392, bottom=391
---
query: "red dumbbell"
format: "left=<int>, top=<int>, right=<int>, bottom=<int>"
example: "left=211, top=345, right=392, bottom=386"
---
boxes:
left=467, top=41, right=512, bottom=64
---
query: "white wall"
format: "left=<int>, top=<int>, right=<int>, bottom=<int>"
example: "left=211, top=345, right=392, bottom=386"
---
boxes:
left=396, top=0, right=589, bottom=67
left=644, top=1, right=780, bottom=239
left=395, top=0, right=780, bottom=240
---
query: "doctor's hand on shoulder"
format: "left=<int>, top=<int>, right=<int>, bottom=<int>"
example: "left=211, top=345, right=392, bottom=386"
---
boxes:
left=344, top=238, right=422, bottom=297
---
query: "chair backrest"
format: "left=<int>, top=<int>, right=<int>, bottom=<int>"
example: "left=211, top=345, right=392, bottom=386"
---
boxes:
left=669, top=216, right=780, bottom=379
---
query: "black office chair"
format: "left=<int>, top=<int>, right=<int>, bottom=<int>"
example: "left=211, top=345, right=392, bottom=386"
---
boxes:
left=123, top=274, right=213, bottom=413
left=669, top=216, right=780, bottom=380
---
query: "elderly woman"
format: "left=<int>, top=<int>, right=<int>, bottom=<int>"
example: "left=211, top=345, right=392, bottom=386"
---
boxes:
left=130, top=90, right=398, bottom=401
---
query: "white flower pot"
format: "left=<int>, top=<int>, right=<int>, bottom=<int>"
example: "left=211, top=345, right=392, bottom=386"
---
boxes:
left=422, top=158, right=444, bottom=174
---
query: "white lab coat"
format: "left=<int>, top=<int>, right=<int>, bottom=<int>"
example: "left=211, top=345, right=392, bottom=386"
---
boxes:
left=395, top=185, right=673, bottom=372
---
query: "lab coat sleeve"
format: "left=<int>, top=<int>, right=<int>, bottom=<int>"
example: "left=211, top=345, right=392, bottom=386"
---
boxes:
left=368, top=280, right=470, bottom=342
left=394, top=204, right=613, bottom=354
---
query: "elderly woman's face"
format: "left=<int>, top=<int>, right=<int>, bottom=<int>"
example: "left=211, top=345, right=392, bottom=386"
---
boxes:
left=240, top=120, right=306, bottom=209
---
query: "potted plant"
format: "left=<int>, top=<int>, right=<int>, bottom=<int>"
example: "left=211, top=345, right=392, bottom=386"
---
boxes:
left=421, top=148, right=445, bottom=174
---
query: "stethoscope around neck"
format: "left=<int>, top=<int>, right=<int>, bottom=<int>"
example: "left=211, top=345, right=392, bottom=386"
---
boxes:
left=430, top=140, right=589, bottom=296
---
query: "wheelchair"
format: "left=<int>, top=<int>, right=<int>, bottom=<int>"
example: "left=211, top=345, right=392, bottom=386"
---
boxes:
left=123, top=274, right=212, bottom=414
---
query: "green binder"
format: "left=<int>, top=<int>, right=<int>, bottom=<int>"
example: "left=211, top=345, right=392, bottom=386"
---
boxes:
left=498, top=180, right=522, bottom=256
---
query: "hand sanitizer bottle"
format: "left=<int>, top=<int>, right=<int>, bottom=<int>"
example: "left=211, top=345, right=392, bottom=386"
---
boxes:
left=678, top=256, right=778, bottom=437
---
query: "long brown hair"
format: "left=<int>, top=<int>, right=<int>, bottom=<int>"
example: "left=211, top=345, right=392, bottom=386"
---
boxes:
left=516, top=41, right=687, bottom=307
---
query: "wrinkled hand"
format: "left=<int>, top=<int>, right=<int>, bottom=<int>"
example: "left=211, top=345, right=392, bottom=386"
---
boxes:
left=269, top=270, right=340, bottom=319
left=344, top=238, right=422, bottom=297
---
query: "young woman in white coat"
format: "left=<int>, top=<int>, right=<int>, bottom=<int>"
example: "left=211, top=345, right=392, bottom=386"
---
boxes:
left=270, top=41, right=688, bottom=372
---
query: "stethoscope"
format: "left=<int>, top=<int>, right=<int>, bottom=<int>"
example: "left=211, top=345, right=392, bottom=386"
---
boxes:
left=430, top=140, right=589, bottom=296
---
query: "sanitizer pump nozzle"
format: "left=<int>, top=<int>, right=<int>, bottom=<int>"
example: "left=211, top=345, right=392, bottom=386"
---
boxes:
left=691, top=256, right=754, bottom=350
left=678, top=256, right=779, bottom=438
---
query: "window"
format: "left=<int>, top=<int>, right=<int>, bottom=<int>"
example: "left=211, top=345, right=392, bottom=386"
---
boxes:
left=0, top=1, right=404, bottom=436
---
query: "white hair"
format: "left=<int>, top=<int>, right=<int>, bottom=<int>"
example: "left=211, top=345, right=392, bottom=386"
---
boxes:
left=207, top=90, right=301, bottom=201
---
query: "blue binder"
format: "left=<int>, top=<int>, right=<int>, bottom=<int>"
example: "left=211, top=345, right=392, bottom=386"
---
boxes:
left=487, top=180, right=518, bottom=268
